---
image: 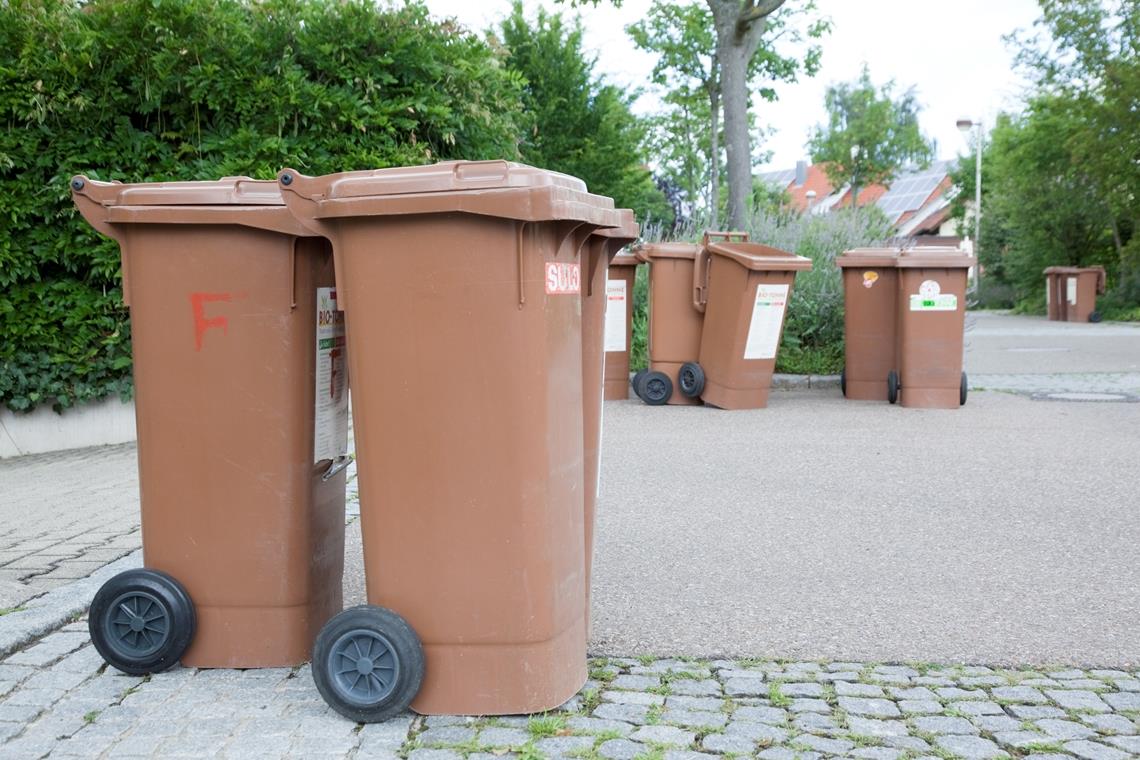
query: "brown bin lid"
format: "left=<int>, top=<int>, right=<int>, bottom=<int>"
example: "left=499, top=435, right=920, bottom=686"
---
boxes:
left=595, top=208, right=639, bottom=242
left=896, top=246, right=977, bottom=269
left=707, top=241, right=813, bottom=271
left=837, top=247, right=901, bottom=268
left=635, top=242, right=701, bottom=262
left=611, top=251, right=640, bottom=267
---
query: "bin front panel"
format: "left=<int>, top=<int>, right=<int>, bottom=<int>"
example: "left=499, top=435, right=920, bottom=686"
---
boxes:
left=332, top=213, right=587, bottom=714
left=125, top=225, right=344, bottom=667
left=896, top=267, right=969, bottom=408
left=603, top=259, right=638, bottom=400
left=841, top=265, right=899, bottom=400
left=1069, top=269, right=1102, bottom=322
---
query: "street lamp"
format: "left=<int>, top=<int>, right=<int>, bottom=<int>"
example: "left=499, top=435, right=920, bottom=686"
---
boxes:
left=957, top=118, right=982, bottom=291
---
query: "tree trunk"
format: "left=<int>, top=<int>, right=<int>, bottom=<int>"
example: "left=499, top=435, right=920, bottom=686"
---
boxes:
left=708, top=83, right=720, bottom=229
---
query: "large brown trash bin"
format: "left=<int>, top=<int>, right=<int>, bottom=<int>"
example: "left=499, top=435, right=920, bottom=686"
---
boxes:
left=1044, top=266, right=1106, bottom=323
left=892, top=247, right=977, bottom=408
left=635, top=242, right=706, bottom=405
left=70, top=177, right=347, bottom=672
left=603, top=251, right=641, bottom=400
left=278, top=160, right=619, bottom=720
left=837, top=248, right=901, bottom=400
left=580, top=212, right=639, bottom=631
left=692, top=240, right=812, bottom=409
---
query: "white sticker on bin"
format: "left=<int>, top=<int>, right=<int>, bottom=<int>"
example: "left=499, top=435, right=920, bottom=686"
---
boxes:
left=314, top=287, right=349, bottom=464
left=545, top=262, right=580, bottom=295
left=743, top=283, right=789, bottom=360
left=604, top=279, right=627, bottom=352
left=1067, top=276, right=1077, bottom=305
left=909, top=294, right=958, bottom=311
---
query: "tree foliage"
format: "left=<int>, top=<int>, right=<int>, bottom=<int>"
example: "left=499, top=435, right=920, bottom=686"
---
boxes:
left=807, top=64, right=933, bottom=205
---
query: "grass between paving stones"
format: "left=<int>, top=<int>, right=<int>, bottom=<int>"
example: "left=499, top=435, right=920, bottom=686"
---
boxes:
left=0, top=605, right=27, bottom=616
left=767, top=682, right=791, bottom=707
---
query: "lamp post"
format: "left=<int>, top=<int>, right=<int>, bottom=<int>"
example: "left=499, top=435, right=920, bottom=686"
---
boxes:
left=956, top=118, right=982, bottom=291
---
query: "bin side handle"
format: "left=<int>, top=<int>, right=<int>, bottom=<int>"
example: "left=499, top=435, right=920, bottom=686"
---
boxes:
left=692, top=245, right=711, bottom=314
left=701, top=230, right=750, bottom=245
left=71, top=176, right=132, bottom=307
left=321, top=454, right=353, bottom=482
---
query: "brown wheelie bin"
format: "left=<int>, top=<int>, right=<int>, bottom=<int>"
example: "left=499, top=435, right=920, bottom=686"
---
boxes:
left=890, top=247, right=977, bottom=408
left=837, top=248, right=901, bottom=400
left=581, top=211, right=639, bottom=630
left=689, top=238, right=812, bottom=409
left=70, top=177, right=347, bottom=673
left=1043, top=266, right=1067, bottom=320
left=1064, top=266, right=1106, bottom=323
left=603, top=250, right=641, bottom=400
left=635, top=242, right=708, bottom=405
left=278, top=160, right=618, bottom=720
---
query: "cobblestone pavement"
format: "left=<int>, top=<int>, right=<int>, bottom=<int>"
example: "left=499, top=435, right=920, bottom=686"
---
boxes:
left=1, top=632, right=1139, bottom=759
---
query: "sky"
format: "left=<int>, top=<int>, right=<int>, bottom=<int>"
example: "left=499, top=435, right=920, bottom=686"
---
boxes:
left=421, top=0, right=1045, bottom=172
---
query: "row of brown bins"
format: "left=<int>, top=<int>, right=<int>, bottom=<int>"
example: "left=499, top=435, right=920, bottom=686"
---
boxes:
left=602, top=241, right=976, bottom=410
left=70, top=160, right=639, bottom=722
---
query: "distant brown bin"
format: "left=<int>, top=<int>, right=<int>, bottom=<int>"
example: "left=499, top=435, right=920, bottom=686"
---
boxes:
left=892, top=247, right=977, bottom=408
left=581, top=211, right=639, bottom=631
left=71, top=176, right=347, bottom=671
left=693, top=239, right=811, bottom=409
left=1044, top=266, right=1106, bottom=323
left=603, top=250, right=641, bottom=400
left=635, top=242, right=706, bottom=405
left=837, top=248, right=901, bottom=400
left=279, top=160, right=618, bottom=719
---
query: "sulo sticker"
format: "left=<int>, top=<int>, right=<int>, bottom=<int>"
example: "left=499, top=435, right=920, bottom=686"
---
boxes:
left=545, top=262, right=580, bottom=295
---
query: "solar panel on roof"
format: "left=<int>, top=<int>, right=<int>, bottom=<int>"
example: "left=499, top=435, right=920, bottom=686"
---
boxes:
left=876, top=161, right=951, bottom=221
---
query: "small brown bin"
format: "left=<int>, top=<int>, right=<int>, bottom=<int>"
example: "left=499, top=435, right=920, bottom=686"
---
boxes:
left=891, top=247, right=977, bottom=408
left=603, top=250, right=641, bottom=400
left=581, top=211, right=639, bottom=631
left=691, top=239, right=811, bottom=409
left=1061, top=266, right=1106, bottom=322
left=635, top=242, right=707, bottom=405
left=837, top=248, right=901, bottom=400
left=71, top=177, right=347, bottom=672
left=278, top=160, right=618, bottom=720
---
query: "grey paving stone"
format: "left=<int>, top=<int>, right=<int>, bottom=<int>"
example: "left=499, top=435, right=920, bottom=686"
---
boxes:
left=477, top=727, right=530, bottom=747
left=1, top=687, right=65, bottom=707
left=0, top=701, right=46, bottom=722
left=417, top=726, right=478, bottom=746
left=1046, top=690, right=1111, bottom=713
left=785, top=662, right=823, bottom=673
left=795, top=733, right=854, bottom=754
left=662, top=708, right=728, bottom=730
left=848, top=749, right=904, bottom=760
left=1036, top=719, right=1099, bottom=741
left=882, top=735, right=931, bottom=752
left=758, top=748, right=820, bottom=760
left=598, top=738, right=642, bottom=760
left=603, top=690, right=665, bottom=706
left=993, top=731, right=1054, bottom=750
left=828, top=662, right=866, bottom=672
left=993, top=685, right=1048, bottom=704
left=838, top=697, right=900, bottom=718
left=669, top=679, right=721, bottom=697
left=467, top=754, right=514, bottom=760
left=1063, top=739, right=1130, bottom=760
left=957, top=701, right=1006, bottom=716
left=818, top=671, right=860, bottom=682
left=973, top=716, right=1024, bottom=733
left=702, top=732, right=756, bottom=754
left=1009, top=705, right=1069, bottom=720
left=357, top=715, right=416, bottom=752
left=778, top=682, right=824, bottom=698
left=1102, top=692, right=1140, bottom=711
left=0, top=722, right=24, bottom=742
left=663, top=751, right=718, bottom=760
left=1112, top=679, right=1140, bottom=692
left=724, top=720, right=790, bottom=743
left=611, top=674, right=660, bottom=691
left=1080, top=713, right=1137, bottom=734
left=632, top=660, right=709, bottom=676
left=961, top=676, right=1009, bottom=688
left=912, top=716, right=981, bottom=735
left=1061, top=680, right=1113, bottom=691
left=1021, top=755, right=1074, bottom=760
left=1021, top=679, right=1064, bottom=688
left=938, top=687, right=987, bottom=701
left=665, top=696, right=723, bottom=712
left=846, top=717, right=909, bottom=737
left=875, top=666, right=920, bottom=678
left=959, top=667, right=995, bottom=676
left=790, top=698, right=832, bottom=714
left=408, top=750, right=464, bottom=760
left=566, top=716, right=634, bottom=736
left=836, top=682, right=885, bottom=698
left=793, top=713, right=839, bottom=733
left=534, top=736, right=595, bottom=755
left=724, top=677, right=768, bottom=697
left=1090, top=671, right=1131, bottom=680
left=629, top=724, right=695, bottom=746
left=424, top=715, right=469, bottom=728
left=898, top=700, right=943, bottom=715
left=890, top=686, right=937, bottom=701
left=1102, top=735, right=1140, bottom=753
left=593, top=703, right=651, bottom=724
left=934, top=735, right=1008, bottom=759
left=718, top=668, right=765, bottom=681
left=867, top=673, right=912, bottom=685
left=732, top=705, right=788, bottom=725
left=913, top=676, right=956, bottom=687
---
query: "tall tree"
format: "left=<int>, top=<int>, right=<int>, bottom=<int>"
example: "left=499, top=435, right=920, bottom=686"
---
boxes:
left=806, top=65, right=933, bottom=206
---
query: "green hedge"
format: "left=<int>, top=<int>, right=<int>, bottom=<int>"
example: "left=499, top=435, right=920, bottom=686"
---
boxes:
left=0, top=0, right=527, bottom=412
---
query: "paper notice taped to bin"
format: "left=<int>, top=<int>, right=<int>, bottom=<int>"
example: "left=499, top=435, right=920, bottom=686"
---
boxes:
left=315, top=287, right=349, bottom=464
left=604, top=279, right=627, bottom=352
left=743, top=284, right=788, bottom=360
left=1067, top=276, right=1077, bottom=305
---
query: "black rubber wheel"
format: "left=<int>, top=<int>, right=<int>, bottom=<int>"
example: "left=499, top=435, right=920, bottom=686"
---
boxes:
left=312, top=605, right=424, bottom=723
left=840, top=368, right=847, bottom=398
left=960, top=371, right=968, bottom=406
left=630, top=370, right=648, bottom=400
left=1089, top=311, right=1102, bottom=323
left=636, top=370, right=673, bottom=406
left=887, top=370, right=900, bottom=405
left=677, top=362, right=705, bottom=398
left=89, top=569, right=196, bottom=676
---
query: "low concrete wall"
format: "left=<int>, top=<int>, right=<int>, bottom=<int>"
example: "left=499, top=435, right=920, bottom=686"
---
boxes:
left=0, top=397, right=136, bottom=459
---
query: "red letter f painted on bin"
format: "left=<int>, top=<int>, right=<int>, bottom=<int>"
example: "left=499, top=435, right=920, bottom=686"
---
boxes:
left=190, top=292, right=232, bottom=351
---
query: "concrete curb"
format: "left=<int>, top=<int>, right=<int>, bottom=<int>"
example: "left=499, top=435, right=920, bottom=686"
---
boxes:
left=0, top=550, right=142, bottom=658
left=771, top=373, right=841, bottom=390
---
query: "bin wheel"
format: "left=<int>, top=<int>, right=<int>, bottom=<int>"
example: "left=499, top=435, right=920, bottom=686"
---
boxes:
left=887, top=370, right=899, bottom=405
left=678, top=362, right=705, bottom=398
left=636, top=370, right=673, bottom=406
left=960, top=371, right=968, bottom=406
left=89, top=569, right=196, bottom=676
left=312, top=605, right=424, bottom=723
left=631, top=370, right=648, bottom=400
left=840, top=368, right=846, bottom=397
left=1089, top=310, right=1102, bottom=323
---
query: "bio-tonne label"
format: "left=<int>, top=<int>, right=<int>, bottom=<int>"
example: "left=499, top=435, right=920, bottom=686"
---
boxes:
left=743, top=283, right=789, bottom=360
left=315, top=287, right=349, bottom=464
